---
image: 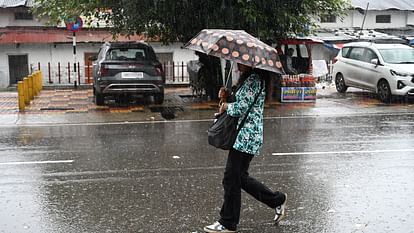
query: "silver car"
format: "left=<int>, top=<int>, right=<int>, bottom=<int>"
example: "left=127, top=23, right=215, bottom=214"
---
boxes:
left=333, top=42, right=414, bottom=102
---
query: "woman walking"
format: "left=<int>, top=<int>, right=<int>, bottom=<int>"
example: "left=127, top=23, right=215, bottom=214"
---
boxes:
left=204, top=63, right=287, bottom=233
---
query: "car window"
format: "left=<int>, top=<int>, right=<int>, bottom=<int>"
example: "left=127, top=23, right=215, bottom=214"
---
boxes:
left=348, top=47, right=365, bottom=61
left=379, top=48, right=414, bottom=64
left=342, top=47, right=351, bottom=58
left=362, top=49, right=378, bottom=63
left=107, top=48, right=148, bottom=60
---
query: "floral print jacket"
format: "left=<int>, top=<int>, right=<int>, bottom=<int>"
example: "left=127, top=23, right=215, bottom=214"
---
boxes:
left=227, top=73, right=265, bottom=156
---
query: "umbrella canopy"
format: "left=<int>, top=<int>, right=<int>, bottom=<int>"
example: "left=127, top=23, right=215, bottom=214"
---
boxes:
left=185, top=29, right=284, bottom=74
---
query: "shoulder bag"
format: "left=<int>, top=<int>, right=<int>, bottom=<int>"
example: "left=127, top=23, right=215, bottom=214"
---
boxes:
left=207, top=79, right=264, bottom=150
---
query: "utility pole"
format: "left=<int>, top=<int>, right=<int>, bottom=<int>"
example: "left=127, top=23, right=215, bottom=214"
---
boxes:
left=73, top=31, right=77, bottom=72
left=65, top=17, right=83, bottom=74
left=359, top=2, right=369, bottom=39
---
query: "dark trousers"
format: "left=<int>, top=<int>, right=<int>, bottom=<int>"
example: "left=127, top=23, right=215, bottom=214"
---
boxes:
left=219, top=149, right=285, bottom=231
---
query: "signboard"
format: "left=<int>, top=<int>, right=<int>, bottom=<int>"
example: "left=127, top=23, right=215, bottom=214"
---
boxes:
left=303, top=87, right=317, bottom=100
left=281, top=87, right=303, bottom=101
left=281, top=87, right=316, bottom=102
left=65, top=16, right=83, bottom=32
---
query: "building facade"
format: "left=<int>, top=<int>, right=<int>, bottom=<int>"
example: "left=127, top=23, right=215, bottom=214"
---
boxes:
left=0, top=1, right=197, bottom=88
left=318, top=1, right=414, bottom=36
left=2, top=0, right=414, bottom=88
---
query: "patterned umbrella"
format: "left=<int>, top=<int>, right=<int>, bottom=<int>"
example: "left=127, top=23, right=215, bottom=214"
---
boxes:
left=185, top=29, right=284, bottom=74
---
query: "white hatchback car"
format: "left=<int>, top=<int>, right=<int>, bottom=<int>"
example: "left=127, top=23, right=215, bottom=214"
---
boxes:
left=333, top=42, right=414, bottom=102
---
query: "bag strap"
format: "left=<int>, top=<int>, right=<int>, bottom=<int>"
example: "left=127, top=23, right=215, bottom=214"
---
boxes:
left=236, top=78, right=264, bottom=131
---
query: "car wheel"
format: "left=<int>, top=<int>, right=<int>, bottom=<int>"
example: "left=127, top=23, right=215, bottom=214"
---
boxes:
left=154, top=93, right=164, bottom=105
left=95, top=92, right=105, bottom=106
left=377, top=80, right=392, bottom=103
left=335, top=73, right=348, bottom=93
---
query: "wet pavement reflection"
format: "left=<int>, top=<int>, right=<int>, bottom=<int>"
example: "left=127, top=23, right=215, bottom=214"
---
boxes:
left=0, top=95, right=414, bottom=232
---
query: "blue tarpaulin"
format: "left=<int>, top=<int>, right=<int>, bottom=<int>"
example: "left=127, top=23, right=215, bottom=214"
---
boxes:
left=323, top=43, right=344, bottom=50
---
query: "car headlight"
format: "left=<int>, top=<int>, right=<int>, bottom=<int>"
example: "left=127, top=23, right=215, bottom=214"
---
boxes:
left=390, top=69, right=411, bottom=77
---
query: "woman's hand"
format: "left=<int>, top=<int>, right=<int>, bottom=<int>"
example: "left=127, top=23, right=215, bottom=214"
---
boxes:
left=219, top=103, right=227, bottom=114
left=218, top=87, right=228, bottom=103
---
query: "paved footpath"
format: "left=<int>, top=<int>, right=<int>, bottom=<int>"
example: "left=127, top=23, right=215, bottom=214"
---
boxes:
left=0, top=84, right=351, bottom=114
left=0, top=91, right=18, bottom=114
left=0, top=87, right=230, bottom=114
left=1, top=85, right=413, bottom=126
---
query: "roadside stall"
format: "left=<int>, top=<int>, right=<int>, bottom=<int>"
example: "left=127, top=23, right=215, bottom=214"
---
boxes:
left=276, top=38, right=330, bottom=102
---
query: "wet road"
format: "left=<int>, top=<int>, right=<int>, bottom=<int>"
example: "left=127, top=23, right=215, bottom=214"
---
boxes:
left=1, top=103, right=414, bottom=232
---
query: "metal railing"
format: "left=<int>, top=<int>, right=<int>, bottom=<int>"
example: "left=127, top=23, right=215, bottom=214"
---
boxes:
left=163, top=61, right=189, bottom=84
left=31, top=61, right=190, bottom=86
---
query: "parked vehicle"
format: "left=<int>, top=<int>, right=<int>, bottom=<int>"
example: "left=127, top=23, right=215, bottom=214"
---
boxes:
left=333, top=42, right=414, bottom=102
left=92, top=42, right=165, bottom=105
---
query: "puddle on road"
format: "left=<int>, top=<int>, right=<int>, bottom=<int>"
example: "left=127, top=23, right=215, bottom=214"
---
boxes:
left=150, top=106, right=184, bottom=120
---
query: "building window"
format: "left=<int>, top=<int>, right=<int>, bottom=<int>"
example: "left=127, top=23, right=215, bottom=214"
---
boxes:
left=376, top=15, right=391, bottom=23
left=320, top=15, right=336, bottom=23
left=14, top=12, right=33, bottom=20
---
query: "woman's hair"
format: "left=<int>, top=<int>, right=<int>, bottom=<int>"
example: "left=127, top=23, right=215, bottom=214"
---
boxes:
left=236, top=66, right=272, bottom=85
left=236, top=67, right=253, bottom=87
left=253, top=68, right=269, bottom=80
left=234, top=66, right=275, bottom=101
left=234, top=67, right=267, bottom=92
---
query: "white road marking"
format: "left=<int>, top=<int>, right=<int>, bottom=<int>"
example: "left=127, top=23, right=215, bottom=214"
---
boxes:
left=272, top=148, right=414, bottom=156
left=0, top=160, right=74, bottom=166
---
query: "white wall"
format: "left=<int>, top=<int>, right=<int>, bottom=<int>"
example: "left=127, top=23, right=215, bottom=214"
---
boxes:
left=407, top=11, right=414, bottom=25
left=0, top=8, right=48, bottom=27
left=0, top=41, right=197, bottom=87
left=319, top=10, right=414, bottom=30
left=358, top=10, right=409, bottom=29
left=150, top=42, right=198, bottom=63
left=0, top=43, right=102, bottom=87
left=0, top=45, right=11, bottom=87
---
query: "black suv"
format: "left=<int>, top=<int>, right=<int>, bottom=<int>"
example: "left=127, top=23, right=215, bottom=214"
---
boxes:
left=92, top=42, right=165, bottom=105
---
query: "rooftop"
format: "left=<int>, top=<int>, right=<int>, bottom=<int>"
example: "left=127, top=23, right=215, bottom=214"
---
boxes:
left=352, top=0, right=414, bottom=11
left=0, top=27, right=151, bottom=44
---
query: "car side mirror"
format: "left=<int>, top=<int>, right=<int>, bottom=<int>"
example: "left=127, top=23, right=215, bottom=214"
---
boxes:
left=370, top=58, right=379, bottom=66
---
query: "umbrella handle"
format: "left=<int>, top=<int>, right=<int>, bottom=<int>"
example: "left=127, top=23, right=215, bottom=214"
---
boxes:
left=224, top=62, right=234, bottom=88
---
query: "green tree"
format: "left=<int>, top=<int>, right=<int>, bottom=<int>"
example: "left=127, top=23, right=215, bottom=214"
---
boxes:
left=32, top=0, right=350, bottom=43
